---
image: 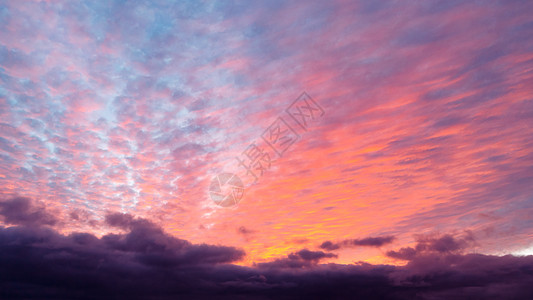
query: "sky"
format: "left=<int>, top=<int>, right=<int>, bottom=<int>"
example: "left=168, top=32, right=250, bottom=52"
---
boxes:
left=1, top=0, right=533, bottom=299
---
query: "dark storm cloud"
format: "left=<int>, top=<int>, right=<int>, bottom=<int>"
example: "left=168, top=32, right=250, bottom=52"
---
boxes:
left=391, top=253, right=533, bottom=300
left=105, top=211, right=135, bottom=228
left=256, top=249, right=338, bottom=270
left=320, top=240, right=341, bottom=251
left=0, top=202, right=532, bottom=299
left=0, top=196, right=57, bottom=226
left=386, top=233, right=475, bottom=260
left=352, top=236, right=396, bottom=247
left=289, top=249, right=337, bottom=261
left=102, top=212, right=245, bottom=266
left=320, top=235, right=396, bottom=251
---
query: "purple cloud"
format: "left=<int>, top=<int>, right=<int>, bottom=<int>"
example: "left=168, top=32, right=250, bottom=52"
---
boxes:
left=320, top=235, right=396, bottom=251
left=387, top=232, right=476, bottom=260
left=1, top=221, right=532, bottom=299
left=0, top=196, right=57, bottom=227
left=0, top=199, right=532, bottom=299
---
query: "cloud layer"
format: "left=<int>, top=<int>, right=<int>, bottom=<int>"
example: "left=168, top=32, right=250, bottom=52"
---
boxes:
left=1, top=197, right=532, bottom=299
left=1, top=0, right=532, bottom=275
left=320, top=236, right=396, bottom=251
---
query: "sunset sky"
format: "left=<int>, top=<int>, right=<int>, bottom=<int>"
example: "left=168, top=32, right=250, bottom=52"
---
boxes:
left=1, top=0, right=533, bottom=299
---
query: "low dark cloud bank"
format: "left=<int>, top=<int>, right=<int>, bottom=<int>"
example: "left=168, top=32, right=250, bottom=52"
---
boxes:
left=1, top=197, right=533, bottom=299
left=0, top=196, right=57, bottom=227
left=256, top=249, right=338, bottom=270
left=386, top=232, right=476, bottom=261
left=320, top=235, right=396, bottom=251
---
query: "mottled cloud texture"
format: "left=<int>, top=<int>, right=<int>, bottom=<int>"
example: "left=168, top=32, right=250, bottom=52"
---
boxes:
left=1, top=0, right=533, bottom=298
